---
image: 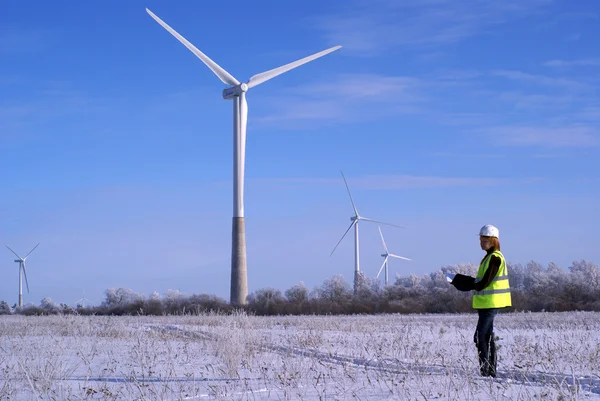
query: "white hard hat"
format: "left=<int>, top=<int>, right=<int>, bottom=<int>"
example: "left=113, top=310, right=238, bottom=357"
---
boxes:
left=479, top=224, right=499, bottom=238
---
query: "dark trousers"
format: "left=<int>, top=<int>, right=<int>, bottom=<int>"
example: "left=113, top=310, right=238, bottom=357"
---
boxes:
left=474, top=308, right=498, bottom=377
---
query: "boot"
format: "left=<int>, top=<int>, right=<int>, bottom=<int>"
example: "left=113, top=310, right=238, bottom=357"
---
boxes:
left=479, top=356, right=490, bottom=377
left=488, top=334, right=497, bottom=378
left=475, top=330, right=488, bottom=376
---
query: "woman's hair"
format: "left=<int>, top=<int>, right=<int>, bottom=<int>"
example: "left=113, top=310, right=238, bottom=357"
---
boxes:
left=481, top=236, right=501, bottom=252
left=480, top=236, right=501, bottom=265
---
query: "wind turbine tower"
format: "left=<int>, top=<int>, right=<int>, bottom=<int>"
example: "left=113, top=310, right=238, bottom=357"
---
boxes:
left=5, top=244, right=39, bottom=308
left=146, top=8, right=341, bottom=305
left=330, top=171, right=404, bottom=295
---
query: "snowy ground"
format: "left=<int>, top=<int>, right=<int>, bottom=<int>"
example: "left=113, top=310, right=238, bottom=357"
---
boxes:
left=1, top=311, right=599, bottom=400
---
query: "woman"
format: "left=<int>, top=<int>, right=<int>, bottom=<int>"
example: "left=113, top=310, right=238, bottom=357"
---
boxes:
left=452, top=224, right=512, bottom=377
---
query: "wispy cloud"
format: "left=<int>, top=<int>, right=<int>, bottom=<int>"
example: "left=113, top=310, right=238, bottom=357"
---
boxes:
left=536, top=11, right=598, bottom=32
left=313, top=0, right=550, bottom=55
left=497, top=92, right=581, bottom=111
left=252, top=62, right=599, bottom=152
left=554, top=12, right=599, bottom=22
left=435, top=112, right=498, bottom=127
left=563, top=33, right=581, bottom=42
left=0, top=28, right=53, bottom=54
left=253, top=73, right=428, bottom=126
left=432, top=150, right=574, bottom=160
left=254, top=67, right=596, bottom=134
left=296, top=74, right=423, bottom=99
left=0, top=90, right=104, bottom=121
left=253, top=99, right=347, bottom=125
left=482, top=126, right=599, bottom=148
left=0, top=82, right=126, bottom=143
left=347, top=175, right=510, bottom=189
left=0, top=76, right=21, bottom=86
left=0, top=105, right=35, bottom=141
left=491, top=70, right=590, bottom=91
left=429, top=69, right=483, bottom=81
left=578, top=107, right=600, bottom=121
left=577, top=106, right=600, bottom=122
left=543, top=59, right=600, bottom=67
left=252, top=174, right=514, bottom=190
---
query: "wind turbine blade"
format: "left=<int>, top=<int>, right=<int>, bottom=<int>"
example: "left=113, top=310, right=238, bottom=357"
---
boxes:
left=376, top=256, right=388, bottom=279
left=378, top=226, right=389, bottom=253
left=340, top=170, right=359, bottom=216
left=360, top=217, right=406, bottom=228
left=22, top=263, right=30, bottom=293
left=330, top=221, right=356, bottom=257
left=146, top=8, right=240, bottom=86
left=389, top=254, right=411, bottom=261
left=5, top=245, right=23, bottom=260
left=247, top=45, right=341, bottom=89
left=24, top=243, right=39, bottom=260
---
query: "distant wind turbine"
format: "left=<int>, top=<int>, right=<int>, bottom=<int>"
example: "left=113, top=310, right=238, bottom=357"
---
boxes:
left=376, top=226, right=411, bottom=287
left=146, top=8, right=342, bottom=305
left=330, top=171, right=404, bottom=294
left=76, top=289, right=90, bottom=308
left=5, top=244, right=39, bottom=308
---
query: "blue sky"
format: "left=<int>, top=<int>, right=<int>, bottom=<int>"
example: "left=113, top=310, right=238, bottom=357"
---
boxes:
left=1, top=0, right=598, bottom=306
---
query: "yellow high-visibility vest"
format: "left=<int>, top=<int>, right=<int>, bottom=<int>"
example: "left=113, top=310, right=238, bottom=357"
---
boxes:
left=472, top=250, right=512, bottom=309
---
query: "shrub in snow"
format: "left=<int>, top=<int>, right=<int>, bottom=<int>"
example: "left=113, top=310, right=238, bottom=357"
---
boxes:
left=0, top=301, right=11, bottom=315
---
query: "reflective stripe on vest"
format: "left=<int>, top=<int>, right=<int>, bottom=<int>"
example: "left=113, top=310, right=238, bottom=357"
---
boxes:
left=475, top=274, right=508, bottom=283
left=472, top=250, right=512, bottom=309
left=474, top=288, right=511, bottom=296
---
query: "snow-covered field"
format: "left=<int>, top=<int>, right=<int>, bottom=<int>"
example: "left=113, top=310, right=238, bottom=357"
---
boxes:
left=1, top=311, right=599, bottom=400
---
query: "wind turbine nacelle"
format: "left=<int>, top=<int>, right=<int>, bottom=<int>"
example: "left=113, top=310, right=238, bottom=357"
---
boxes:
left=222, top=83, right=248, bottom=100
left=222, top=88, right=237, bottom=99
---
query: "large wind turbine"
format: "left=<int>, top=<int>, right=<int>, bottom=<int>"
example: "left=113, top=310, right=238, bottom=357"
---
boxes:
left=330, top=171, right=404, bottom=295
left=146, top=9, right=341, bottom=305
left=376, top=226, right=410, bottom=287
left=5, top=243, right=39, bottom=308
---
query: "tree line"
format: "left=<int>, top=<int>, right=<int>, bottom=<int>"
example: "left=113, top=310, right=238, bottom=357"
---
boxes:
left=1, top=260, right=598, bottom=316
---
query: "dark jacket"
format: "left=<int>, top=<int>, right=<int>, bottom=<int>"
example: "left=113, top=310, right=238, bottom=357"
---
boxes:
left=451, top=248, right=501, bottom=291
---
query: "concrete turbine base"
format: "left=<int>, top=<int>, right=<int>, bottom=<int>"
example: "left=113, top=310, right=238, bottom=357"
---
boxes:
left=230, top=217, right=248, bottom=305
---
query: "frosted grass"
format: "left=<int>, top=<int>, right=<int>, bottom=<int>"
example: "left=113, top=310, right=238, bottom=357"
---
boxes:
left=1, top=311, right=598, bottom=400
